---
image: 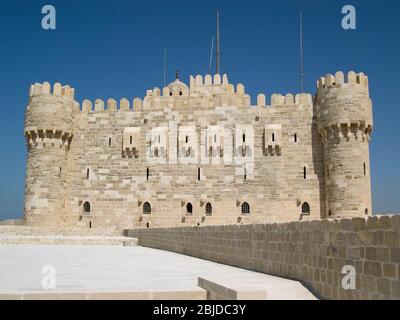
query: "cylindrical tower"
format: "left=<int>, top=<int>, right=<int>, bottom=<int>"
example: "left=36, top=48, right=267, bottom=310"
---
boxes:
left=316, top=71, right=373, bottom=218
left=24, top=82, right=75, bottom=226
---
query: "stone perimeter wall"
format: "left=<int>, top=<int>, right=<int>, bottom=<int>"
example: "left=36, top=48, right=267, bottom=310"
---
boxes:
left=125, top=215, right=400, bottom=300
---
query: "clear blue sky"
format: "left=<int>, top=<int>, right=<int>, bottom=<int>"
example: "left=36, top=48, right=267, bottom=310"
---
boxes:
left=0, top=0, right=399, bottom=220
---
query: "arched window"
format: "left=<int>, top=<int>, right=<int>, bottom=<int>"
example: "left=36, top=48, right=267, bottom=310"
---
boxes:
left=186, top=202, right=193, bottom=214
left=205, top=203, right=212, bottom=216
left=302, top=202, right=310, bottom=214
left=83, top=202, right=91, bottom=214
left=365, top=208, right=369, bottom=216
left=143, top=202, right=151, bottom=214
left=241, top=202, right=250, bottom=215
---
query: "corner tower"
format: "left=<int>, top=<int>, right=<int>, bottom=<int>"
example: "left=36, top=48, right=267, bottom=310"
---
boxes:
left=24, top=82, right=75, bottom=226
left=316, top=71, right=373, bottom=218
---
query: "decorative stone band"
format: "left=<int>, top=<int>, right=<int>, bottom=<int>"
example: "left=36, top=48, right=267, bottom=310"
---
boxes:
left=24, top=128, right=73, bottom=150
left=318, top=122, right=373, bottom=144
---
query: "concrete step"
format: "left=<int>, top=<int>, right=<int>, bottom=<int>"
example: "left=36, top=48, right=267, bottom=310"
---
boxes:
left=0, top=235, right=137, bottom=246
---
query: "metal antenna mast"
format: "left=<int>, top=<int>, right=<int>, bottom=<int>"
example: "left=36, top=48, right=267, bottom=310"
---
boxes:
left=209, top=36, right=214, bottom=74
left=163, top=44, right=167, bottom=87
left=300, top=10, right=304, bottom=93
left=216, top=10, right=220, bottom=75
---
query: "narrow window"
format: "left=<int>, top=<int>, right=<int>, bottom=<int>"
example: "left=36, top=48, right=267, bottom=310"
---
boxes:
left=186, top=202, right=193, bottom=214
left=206, top=203, right=212, bottom=216
left=146, top=168, right=149, bottom=181
left=109, top=137, right=112, bottom=146
left=130, top=136, right=132, bottom=144
left=244, top=167, right=247, bottom=180
left=143, top=202, right=151, bottom=214
left=89, top=221, right=92, bottom=229
left=301, top=202, right=310, bottom=214
left=185, top=136, right=189, bottom=143
left=242, top=133, right=246, bottom=143
left=294, top=134, right=297, bottom=143
left=328, top=210, right=332, bottom=216
left=83, top=202, right=91, bottom=213
left=59, top=167, right=62, bottom=178
left=198, top=168, right=201, bottom=181
left=365, top=208, right=369, bottom=216
left=272, top=133, right=275, bottom=142
left=303, top=166, right=307, bottom=179
left=170, top=92, right=172, bottom=96
left=363, top=163, right=367, bottom=176
left=241, top=202, right=250, bottom=215
left=146, top=222, right=150, bottom=228
left=179, top=91, right=182, bottom=96
left=86, top=168, right=90, bottom=180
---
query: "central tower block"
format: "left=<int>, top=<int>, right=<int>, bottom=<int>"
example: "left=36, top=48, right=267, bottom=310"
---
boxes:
left=316, top=71, right=373, bottom=218
left=24, top=82, right=75, bottom=226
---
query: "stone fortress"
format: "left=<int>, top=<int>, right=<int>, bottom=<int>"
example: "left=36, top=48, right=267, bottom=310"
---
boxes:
left=23, top=71, right=373, bottom=229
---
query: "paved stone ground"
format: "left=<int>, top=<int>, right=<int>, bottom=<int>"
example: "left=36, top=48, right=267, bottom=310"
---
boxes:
left=0, top=245, right=316, bottom=300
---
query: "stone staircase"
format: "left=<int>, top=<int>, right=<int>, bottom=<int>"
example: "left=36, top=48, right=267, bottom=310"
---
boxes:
left=0, top=226, right=137, bottom=246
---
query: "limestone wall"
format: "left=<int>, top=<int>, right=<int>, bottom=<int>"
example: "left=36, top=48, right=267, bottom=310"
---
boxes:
left=125, top=215, right=400, bottom=300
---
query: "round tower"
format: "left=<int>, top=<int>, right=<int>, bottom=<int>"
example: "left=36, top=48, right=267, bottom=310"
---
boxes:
left=316, top=71, right=373, bottom=218
left=24, top=82, right=75, bottom=226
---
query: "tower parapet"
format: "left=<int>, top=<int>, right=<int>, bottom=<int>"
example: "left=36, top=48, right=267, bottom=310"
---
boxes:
left=316, top=71, right=373, bottom=218
left=24, top=82, right=75, bottom=226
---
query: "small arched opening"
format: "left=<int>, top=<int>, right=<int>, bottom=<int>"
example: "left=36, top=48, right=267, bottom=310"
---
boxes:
left=301, top=202, right=310, bottom=215
left=186, top=202, right=193, bottom=215
left=205, top=202, right=212, bottom=216
left=241, top=202, right=250, bottom=215
left=83, top=201, right=91, bottom=214
left=143, top=202, right=151, bottom=214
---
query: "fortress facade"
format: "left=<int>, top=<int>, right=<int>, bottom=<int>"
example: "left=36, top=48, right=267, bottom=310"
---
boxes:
left=23, top=71, right=373, bottom=229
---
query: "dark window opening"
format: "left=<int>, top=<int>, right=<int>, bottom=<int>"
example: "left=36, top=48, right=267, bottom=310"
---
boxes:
left=86, top=169, right=90, bottom=180
left=365, top=208, right=369, bottom=215
left=83, top=201, right=91, bottom=213
left=169, top=92, right=172, bottom=96
left=303, top=167, right=307, bottom=179
left=244, top=167, right=247, bottom=180
left=198, top=168, right=201, bottom=181
left=242, top=134, right=246, bottom=143
left=328, top=210, right=332, bottom=216
left=301, top=202, right=310, bottom=214
left=185, top=136, right=189, bottom=143
left=241, top=202, right=250, bottom=215
left=143, top=202, right=151, bottom=214
left=59, top=167, right=62, bottom=178
left=206, top=202, right=212, bottom=216
left=179, top=91, right=182, bottom=96
left=146, top=168, right=149, bottom=181
left=294, top=134, right=297, bottom=143
left=186, top=202, right=193, bottom=214
left=363, top=163, right=367, bottom=176
left=272, top=133, right=275, bottom=142
left=130, top=136, right=132, bottom=144
left=89, top=221, right=92, bottom=229
left=109, top=137, right=112, bottom=146
left=146, top=222, right=150, bottom=228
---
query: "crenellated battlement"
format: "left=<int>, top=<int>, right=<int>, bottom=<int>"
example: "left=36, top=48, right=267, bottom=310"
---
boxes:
left=29, top=82, right=75, bottom=101
left=81, top=97, right=143, bottom=113
left=316, top=71, right=369, bottom=96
